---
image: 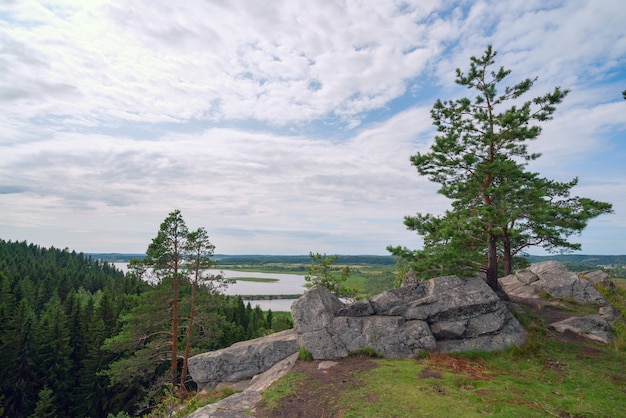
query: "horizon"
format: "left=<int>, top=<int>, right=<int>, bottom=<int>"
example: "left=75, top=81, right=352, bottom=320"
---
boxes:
left=86, top=251, right=626, bottom=258
left=1, top=1, right=625, bottom=256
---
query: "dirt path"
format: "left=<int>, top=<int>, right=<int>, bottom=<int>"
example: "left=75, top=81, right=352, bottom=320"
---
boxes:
left=255, top=355, right=378, bottom=418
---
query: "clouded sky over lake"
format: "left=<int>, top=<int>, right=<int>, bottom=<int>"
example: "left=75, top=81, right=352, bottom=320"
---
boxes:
left=1, top=0, right=625, bottom=255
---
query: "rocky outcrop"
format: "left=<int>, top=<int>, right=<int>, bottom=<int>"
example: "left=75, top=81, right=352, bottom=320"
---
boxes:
left=578, top=269, right=616, bottom=289
left=185, top=262, right=623, bottom=416
left=188, top=274, right=527, bottom=394
left=499, top=261, right=623, bottom=344
left=499, top=261, right=608, bottom=304
left=292, top=275, right=526, bottom=358
left=188, top=329, right=299, bottom=391
left=187, top=353, right=298, bottom=418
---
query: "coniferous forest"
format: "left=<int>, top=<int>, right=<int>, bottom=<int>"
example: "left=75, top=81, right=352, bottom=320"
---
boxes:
left=0, top=239, right=291, bottom=417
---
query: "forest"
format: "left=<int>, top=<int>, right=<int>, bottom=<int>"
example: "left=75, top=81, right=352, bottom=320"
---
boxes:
left=0, top=239, right=291, bottom=417
left=1, top=238, right=623, bottom=417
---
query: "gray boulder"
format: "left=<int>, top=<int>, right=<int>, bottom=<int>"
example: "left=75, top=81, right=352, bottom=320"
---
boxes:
left=291, top=285, right=344, bottom=333
left=187, top=353, right=299, bottom=418
left=292, top=277, right=526, bottom=359
left=578, top=269, right=615, bottom=289
left=188, top=329, right=299, bottom=391
left=550, top=315, right=615, bottom=344
left=499, top=261, right=608, bottom=305
left=499, top=261, right=623, bottom=344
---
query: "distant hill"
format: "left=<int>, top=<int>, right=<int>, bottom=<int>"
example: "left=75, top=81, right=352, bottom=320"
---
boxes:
left=526, top=254, right=626, bottom=266
left=88, top=253, right=397, bottom=265
left=87, top=253, right=146, bottom=262
left=89, top=253, right=626, bottom=268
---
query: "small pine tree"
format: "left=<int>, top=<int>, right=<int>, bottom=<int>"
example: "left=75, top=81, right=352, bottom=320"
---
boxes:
left=304, top=252, right=357, bottom=299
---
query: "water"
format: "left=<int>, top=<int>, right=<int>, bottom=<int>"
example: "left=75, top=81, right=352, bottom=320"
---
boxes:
left=113, top=263, right=305, bottom=311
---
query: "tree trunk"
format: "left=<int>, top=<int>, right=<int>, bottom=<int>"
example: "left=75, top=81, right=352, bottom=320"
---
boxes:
left=503, top=248, right=512, bottom=276
left=171, top=260, right=179, bottom=387
left=502, top=231, right=512, bottom=276
left=485, top=234, right=499, bottom=291
left=179, top=265, right=199, bottom=389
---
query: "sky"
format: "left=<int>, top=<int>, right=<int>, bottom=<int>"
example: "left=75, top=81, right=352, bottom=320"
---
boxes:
left=1, top=0, right=625, bottom=256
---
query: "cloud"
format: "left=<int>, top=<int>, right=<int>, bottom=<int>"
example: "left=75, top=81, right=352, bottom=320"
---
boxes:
left=0, top=0, right=624, bottom=254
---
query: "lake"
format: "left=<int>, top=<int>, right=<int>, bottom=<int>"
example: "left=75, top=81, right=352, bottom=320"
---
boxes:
left=113, top=263, right=306, bottom=311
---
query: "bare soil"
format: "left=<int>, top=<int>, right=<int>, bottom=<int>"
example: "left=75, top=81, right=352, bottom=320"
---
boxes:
left=255, top=355, right=378, bottom=418
left=255, top=298, right=606, bottom=418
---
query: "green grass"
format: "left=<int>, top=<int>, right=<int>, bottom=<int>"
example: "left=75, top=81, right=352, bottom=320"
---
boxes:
left=347, top=340, right=622, bottom=417
left=261, top=305, right=626, bottom=418
left=233, top=277, right=279, bottom=283
left=613, top=278, right=626, bottom=290
left=298, top=347, right=314, bottom=361
left=257, top=371, right=309, bottom=411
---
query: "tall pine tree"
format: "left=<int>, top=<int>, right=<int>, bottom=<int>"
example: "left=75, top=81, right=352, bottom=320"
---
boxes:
left=390, top=46, right=612, bottom=289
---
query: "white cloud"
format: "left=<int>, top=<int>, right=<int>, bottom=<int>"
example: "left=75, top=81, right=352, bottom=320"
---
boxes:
left=0, top=0, right=624, bottom=254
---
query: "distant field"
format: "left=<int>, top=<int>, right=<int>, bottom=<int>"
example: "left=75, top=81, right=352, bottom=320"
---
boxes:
left=91, top=253, right=625, bottom=292
left=234, top=277, right=279, bottom=283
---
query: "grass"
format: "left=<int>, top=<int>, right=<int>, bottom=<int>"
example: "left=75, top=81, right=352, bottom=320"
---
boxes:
left=233, top=277, right=279, bottom=283
left=298, top=347, right=314, bottom=361
left=261, top=296, right=626, bottom=418
left=353, top=347, right=619, bottom=416
left=348, top=347, right=384, bottom=358
left=257, top=371, right=309, bottom=411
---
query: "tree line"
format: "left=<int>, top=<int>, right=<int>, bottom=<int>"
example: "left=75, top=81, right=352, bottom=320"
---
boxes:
left=0, top=237, right=290, bottom=417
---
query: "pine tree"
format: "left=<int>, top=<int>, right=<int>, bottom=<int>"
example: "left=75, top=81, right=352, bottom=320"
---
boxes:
left=390, top=46, right=612, bottom=289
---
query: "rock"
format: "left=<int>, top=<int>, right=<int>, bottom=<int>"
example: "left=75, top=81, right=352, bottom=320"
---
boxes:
left=499, top=261, right=608, bottom=305
left=499, top=261, right=623, bottom=344
left=188, top=329, right=299, bottom=391
left=550, top=315, right=615, bottom=344
left=578, top=270, right=615, bottom=289
left=436, top=318, right=527, bottom=352
left=187, top=353, right=298, bottom=418
left=431, top=320, right=467, bottom=339
left=369, top=281, right=430, bottom=314
left=290, top=286, right=344, bottom=334
left=292, top=277, right=525, bottom=359
left=337, top=298, right=374, bottom=316
left=330, top=315, right=436, bottom=358
left=598, top=304, right=624, bottom=323
left=298, top=328, right=347, bottom=359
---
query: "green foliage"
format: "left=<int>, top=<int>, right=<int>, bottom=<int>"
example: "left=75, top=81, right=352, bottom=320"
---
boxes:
left=0, top=238, right=281, bottom=417
left=390, top=45, right=612, bottom=288
left=170, top=388, right=237, bottom=417
left=29, top=386, right=56, bottom=418
left=107, top=413, right=132, bottom=418
left=0, top=240, right=146, bottom=417
left=270, top=311, right=294, bottom=332
left=298, top=347, right=314, bottom=361
left=304, top=252, right=358, bottom=299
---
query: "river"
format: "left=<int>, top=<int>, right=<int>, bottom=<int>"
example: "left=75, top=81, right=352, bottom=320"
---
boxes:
left=113, top=263, right=305, bottom=311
